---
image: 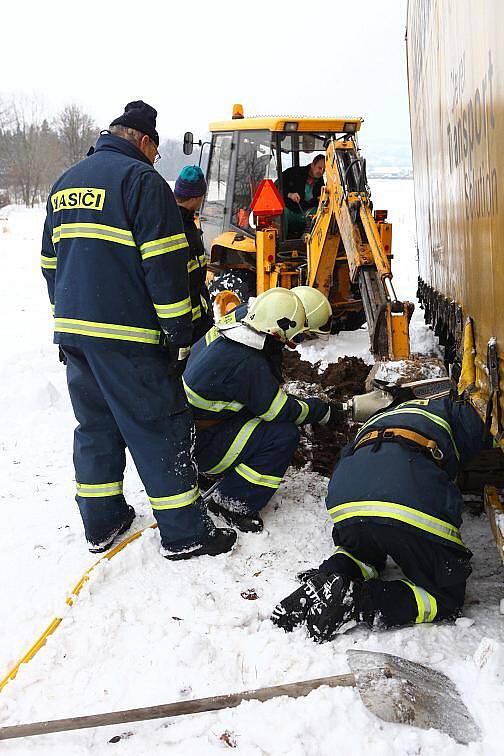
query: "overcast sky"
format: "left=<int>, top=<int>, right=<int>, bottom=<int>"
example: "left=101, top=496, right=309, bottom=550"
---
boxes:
left=1, top=0, right=409, bottom=148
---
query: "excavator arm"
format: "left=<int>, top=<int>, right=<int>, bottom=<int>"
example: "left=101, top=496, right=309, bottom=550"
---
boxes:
left=306, top=138, right=412, bottom=360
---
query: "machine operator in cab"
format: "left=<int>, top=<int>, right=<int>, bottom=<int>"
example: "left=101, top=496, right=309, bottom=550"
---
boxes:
left=281, top=154, right=325, bottom=237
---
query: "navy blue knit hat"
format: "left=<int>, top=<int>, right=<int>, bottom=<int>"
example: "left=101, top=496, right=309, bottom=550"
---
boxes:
left=109, top=100, right=159, bottom=146
left=175, top=165, right=208, bottom=198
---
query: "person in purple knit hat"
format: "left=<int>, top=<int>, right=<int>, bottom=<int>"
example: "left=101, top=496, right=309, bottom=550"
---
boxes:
left=174, top=166, right=214, bottom=344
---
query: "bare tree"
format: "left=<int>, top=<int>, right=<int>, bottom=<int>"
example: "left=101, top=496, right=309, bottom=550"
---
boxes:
left=56, top=104, right=98, bottom=167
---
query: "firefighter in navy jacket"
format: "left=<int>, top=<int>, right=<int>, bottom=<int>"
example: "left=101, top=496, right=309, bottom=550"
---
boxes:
left=173, top=165, right=213, bottom=343
left=183, top=288, right=341, bottom=533
left=41, top=101, right=235, bottom=560
left=272, top=387, right=492, bottom=638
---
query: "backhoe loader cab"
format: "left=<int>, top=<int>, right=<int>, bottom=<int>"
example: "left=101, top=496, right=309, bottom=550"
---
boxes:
left=187, top=107, right=411, bottom=360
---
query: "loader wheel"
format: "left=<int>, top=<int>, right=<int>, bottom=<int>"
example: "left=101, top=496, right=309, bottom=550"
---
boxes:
left=208, top=271, right=256, bottom=317
left=331, top=309, right=367, bottom=334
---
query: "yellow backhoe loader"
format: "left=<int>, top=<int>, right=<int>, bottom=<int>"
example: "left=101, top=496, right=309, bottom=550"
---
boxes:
left=183, top=105, right=412, bottom=360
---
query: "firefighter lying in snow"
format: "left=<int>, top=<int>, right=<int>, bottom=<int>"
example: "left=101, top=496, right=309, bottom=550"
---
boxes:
left=183, top=286, right=340, bottom=533
left=271, top=378, right=492, bottom=640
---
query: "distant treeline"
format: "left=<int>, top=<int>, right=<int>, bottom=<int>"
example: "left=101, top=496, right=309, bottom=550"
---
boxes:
left=0, top=96, right=206, bottom=208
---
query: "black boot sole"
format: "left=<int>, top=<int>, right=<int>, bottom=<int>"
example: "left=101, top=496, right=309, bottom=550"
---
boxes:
left=88, top=506, right=136, bottom=554
left=208, top=500, right=263, bottom=533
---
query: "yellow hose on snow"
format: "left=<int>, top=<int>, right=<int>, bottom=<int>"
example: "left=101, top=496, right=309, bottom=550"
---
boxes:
left=0, top=523, right=157, bottom=693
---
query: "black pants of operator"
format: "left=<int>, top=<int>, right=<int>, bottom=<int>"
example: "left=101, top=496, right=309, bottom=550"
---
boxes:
left=318, top=522, right=473, bottom=628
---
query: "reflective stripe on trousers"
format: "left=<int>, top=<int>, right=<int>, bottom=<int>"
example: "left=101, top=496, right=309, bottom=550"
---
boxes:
left=76, top=481, right=123, bottom=498
left=328, top=500, right=466, bottom=548
left=333, top=546, right=379, bottom=579
left=400, top=578, right=438, bottom=623
left=149, top=485, right=200, bottom=510
left=235, top=463, right=282, bottom=489
left=205, top=418, right=263, bottom=475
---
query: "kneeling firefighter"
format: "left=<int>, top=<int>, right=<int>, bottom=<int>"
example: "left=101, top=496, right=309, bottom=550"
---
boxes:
left=183, top=287, right=342, bottom=533
left=272, top=378, right=492, bottom=640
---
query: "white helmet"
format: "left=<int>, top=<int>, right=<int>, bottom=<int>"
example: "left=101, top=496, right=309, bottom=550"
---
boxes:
left=243, top=288, right=307, bottom=343
left=291, top=286, right=332, bottom=334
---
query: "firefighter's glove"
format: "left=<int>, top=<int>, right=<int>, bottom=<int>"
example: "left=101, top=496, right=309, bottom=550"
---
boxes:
left=167, top=345, right=191, bottom=377
left=271, top=572, right=329, bottom=633
left=321, top=402, right=346, bottom=429
left=305, top=575, right=357, bottom=643
left=58, top=346, right=67, bottom=366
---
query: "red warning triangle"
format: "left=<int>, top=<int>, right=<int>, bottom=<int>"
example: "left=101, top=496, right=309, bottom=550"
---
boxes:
left=250, top=179, right=285, bottom=217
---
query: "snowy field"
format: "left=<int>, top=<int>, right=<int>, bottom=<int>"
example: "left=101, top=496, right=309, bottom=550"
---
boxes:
left=0, top=180, right=503, bottom=755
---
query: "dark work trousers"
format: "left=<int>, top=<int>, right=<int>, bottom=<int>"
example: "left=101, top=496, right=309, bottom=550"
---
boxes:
left=63, top=344, right=212, bottom=549
left=196, top=418, right=300, bottom=514
left=318, top=522, right=472, bottom=627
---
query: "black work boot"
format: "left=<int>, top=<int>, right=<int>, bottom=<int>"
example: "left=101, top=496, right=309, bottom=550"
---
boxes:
left=305, top=575, right=360, bottom=643
left=207, top=499, right=263, bottom=533
left=162, top=527, right=237, bottom=561
left=87, top=505, right=136, bottom=554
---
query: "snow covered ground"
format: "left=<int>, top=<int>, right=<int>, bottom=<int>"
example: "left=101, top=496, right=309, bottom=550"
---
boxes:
left=0, top=181, right=503, bottom=755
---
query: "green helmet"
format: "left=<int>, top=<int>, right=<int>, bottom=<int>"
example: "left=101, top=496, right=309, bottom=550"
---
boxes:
left=243, top=288, right=308, bottom=343
left=291, top=286, right=332, bottom=334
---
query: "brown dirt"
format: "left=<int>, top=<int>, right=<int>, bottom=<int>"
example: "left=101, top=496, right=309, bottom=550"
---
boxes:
left=283, top=351, right=371, bottom=477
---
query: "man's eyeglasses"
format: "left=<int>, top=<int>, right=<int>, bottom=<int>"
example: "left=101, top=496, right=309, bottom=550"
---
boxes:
left=150, top=139, right=161, bottom=164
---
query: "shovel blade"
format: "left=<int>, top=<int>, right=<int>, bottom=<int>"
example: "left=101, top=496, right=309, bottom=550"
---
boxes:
left=346, top=650, right=480, bottom=745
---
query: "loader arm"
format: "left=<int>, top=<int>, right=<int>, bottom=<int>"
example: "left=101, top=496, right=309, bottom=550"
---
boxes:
left=306, top=138, right=412, bottom=360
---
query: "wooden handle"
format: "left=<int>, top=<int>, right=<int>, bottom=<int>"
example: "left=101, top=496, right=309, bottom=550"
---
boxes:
left=0, top=672, right=357, bottom=741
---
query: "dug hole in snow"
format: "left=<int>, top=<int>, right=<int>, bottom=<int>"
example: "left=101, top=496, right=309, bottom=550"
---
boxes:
left=0, top=181, right=503, bottom=755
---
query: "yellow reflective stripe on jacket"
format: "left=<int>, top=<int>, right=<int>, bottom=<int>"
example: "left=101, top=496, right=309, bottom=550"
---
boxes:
left=41, top=254, right=57, bottom=269
left=76, top=481, right=123, bottom=498
left=328, top=500, right=466, bottom=547
left=333, top=546, right=378, bottom=579
left=200, top=294, right=208, bottom=312
left=51, top=304, right=55, bottom=315
left=295, top=400, right=310, bottom=426
left=52, top=223, right=135, bottom=247
left=154, top=298, right=192, bottom=319
left=149, top=485, right=200, bottom=510
left=182, top=378, right=244, bottom=413
left=54, top=318, right=160, bottom=344
left=400, top=578, right=438, bottom=623
left=260, top=388, right=288, bottom=422
left=205, top=327, right=220, bottom=346
left=139, top=233, right=188, bottom=260
left=205, top=418, right=262, bottom=475
left=235, top=463, right=282, bottom=489
left=192, top=305, right=202, bottom=321
left=356, top=407, right=460, bottom=460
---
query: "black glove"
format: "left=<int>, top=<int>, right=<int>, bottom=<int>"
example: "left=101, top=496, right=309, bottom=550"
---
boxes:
left=305, top=575, right=357, bottom=643
left=58, top=346, right=67, bottom=366
left=321, top=402, right=346, bottom=429
left=166, top=344, right=191, bottom=377
left=271, top=572, right=330, bottom=633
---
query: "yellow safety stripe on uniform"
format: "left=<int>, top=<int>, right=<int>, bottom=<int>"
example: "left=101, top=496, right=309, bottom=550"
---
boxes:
left=333, top=546, right=379, bottom=580
left=54, top=318, right=160, bottom=345
left=51, top=304, right=55, bottom=315
left=41, top=254, right=57, bottom=269
left=187, top=254, right=207, bottom=273
left=205, top=326, right=220, bottom=346
left=400, top=578, right=438, bottom=623
left=328, top=500, right=466, bottom=547
left=200, top=294, right=209, bottom=312
left=139, top=233, right=188, bottom=261
left=52, top=223, right=135, bottom=247
left=153, top=298, right=192, bottom=319
left=205, top=418, right=263, bottom=475
left=295, top=400, right=310, bottom=425
left=149, top=485, right=200, bottom=510
left=182, top=378, right=244, bottom=413
left=192, top=305, right=202, bottom=321
left=259, top=388, right=288, bottom=422
left=356, top=407, right=460, bottom=460
left=318, top=407, right=331, bottom=426
left=76, top=481, right=123, bottom=498
left=235, top=463, right=283, bottom=489
left=187, top=259, right=198, bottom=273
